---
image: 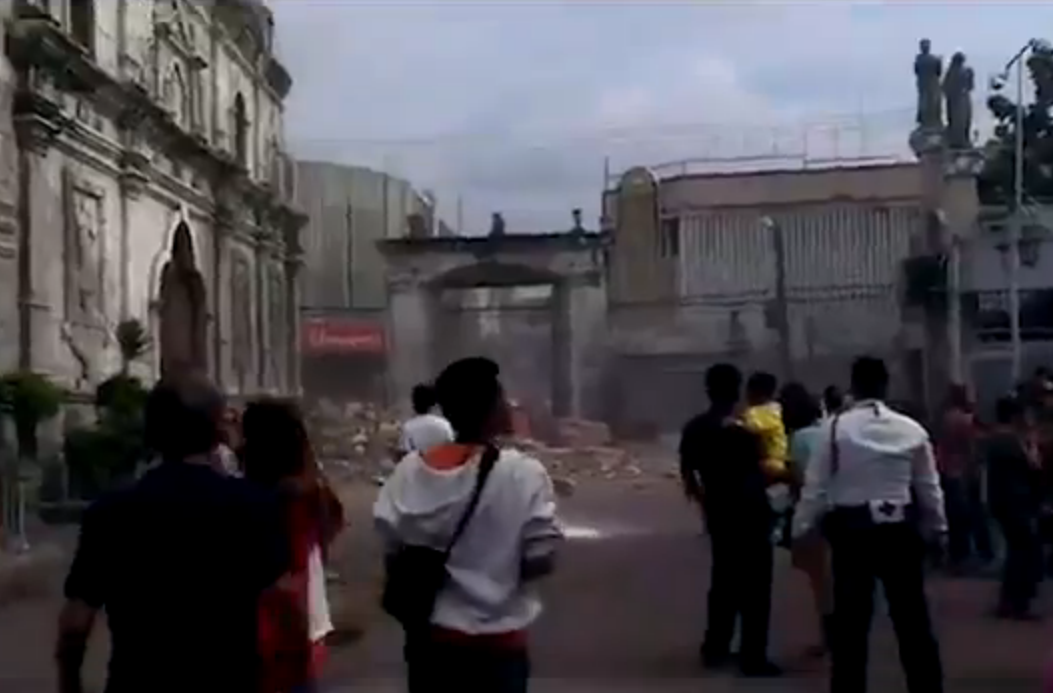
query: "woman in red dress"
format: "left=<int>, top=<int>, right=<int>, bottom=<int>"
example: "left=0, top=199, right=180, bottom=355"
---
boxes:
left=241, top=398, right=345, bottom=693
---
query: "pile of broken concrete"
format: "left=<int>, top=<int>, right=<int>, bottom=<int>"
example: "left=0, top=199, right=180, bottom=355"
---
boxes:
left=305, top=400, right=671, bottom=493
left=513, top=418, right=652, bottom=496
left=305, top=399, right=401, bottom=480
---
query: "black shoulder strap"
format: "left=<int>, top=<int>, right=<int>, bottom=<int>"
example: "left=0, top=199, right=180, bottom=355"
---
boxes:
left=829, top=413, right=842, bottom=477
left=443, top=444, right=500, bottom=557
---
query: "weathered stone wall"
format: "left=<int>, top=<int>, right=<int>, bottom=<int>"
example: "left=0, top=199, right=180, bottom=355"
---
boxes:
left=0, top=0, right=19, bottom=373
left=6, top=0, right=304, bottom=396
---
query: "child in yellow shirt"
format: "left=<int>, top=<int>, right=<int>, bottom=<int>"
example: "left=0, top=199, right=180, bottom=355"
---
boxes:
left=744, top=372, right=792, bottom=545
left=743, top=372, right=788, bottom=479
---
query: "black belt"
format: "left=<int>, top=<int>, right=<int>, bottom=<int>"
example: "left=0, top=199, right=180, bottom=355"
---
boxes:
left=828, top=502, right=918, bottom=530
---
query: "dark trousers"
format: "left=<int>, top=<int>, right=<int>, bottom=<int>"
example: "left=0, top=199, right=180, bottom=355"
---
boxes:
left=702, top=526, right=774, bottom=665
left=995, top=511, right=1042, bottom=613
left=404, top=633, right=529, bottom=693
left=826, top=508, right=943, bottom=693
left=942, top=476, right=993, bottom=566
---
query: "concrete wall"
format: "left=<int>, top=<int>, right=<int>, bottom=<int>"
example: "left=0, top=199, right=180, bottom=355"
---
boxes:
left=603, top=163, right=925, bottom=430
left=296, top=161, right=434, bottom=310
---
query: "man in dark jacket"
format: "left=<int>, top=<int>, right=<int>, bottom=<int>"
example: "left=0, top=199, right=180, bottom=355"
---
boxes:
left=680, top=363, right=781, bottom=678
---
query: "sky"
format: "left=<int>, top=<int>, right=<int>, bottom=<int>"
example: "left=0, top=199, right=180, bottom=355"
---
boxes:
left=269, top=1, right=1053, bottom=233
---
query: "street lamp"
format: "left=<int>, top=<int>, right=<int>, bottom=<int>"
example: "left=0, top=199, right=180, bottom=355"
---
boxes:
left=991, top=39, right=1038, bottom=382
left=760, top=216, right=792, bottom=379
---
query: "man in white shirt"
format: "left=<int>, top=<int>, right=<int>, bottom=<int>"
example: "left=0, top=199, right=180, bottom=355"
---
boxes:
left=375, top=358, right=563, bottom=693
left=398, top=383, right=455, bottom=456
left=793, top=356, right=946, bottom=693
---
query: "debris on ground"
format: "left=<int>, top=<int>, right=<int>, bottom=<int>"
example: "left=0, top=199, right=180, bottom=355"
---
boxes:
left=305, top=399, right=401, bottom=480
left=512, top=417, right=668, bottom=492
left=307, top=401, right=674, bottom=491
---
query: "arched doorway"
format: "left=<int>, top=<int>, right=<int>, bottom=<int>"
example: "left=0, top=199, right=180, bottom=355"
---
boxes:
left=430, top=261, right=566, bottom=417
left=379, top=233, right=609, bottom=419
left=158, top=220, right=208, bottom=379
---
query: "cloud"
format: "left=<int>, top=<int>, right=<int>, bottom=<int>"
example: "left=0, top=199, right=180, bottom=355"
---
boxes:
left=270, top=1, right=1053, bottom=232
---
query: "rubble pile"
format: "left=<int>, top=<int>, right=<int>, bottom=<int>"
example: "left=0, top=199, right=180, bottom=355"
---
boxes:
left=305, top=399, right=400, bottom=479
left=514, top=418, right=648, bottom=493
left=304, top=402, right=671, bottom=491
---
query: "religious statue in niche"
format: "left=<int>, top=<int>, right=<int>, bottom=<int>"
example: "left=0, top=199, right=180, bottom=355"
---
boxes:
left=158, top=221, right=208, bottom=379
left=230, top=253, right=253, bottom=390
left=267, top=268, right=286, bottom=390
left=64, top=177, right=105, bottom=327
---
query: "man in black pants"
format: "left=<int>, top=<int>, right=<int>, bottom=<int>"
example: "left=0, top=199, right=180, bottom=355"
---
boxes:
left=793, top=356, right=946, bottom=693
left=680, top=363, right=781, bottom=678
left=986, top=395, right=1044, bottom=619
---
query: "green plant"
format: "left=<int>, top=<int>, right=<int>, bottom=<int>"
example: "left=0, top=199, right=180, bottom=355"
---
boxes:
left=63, top=422, right=143, bottom=499
left=0, top=371, right=65, bottom=460
left=95, top=373, right=148, bottom=422
left=114, top=318, right=151, bottom=375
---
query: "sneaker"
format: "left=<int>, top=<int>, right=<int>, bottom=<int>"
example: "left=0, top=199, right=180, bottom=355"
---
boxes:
left=699, top=646, right=734, bottom=670
left=738, top=659, right=784, bottom=678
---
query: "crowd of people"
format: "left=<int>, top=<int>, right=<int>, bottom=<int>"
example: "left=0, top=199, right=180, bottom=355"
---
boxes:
left=49, top=351, right=1053, bottom=693
left=53, top=357, right=560, bottom=693
left=680, top=356, right=1053, bottom=693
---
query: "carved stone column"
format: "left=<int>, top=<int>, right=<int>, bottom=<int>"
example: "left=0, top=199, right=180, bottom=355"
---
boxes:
left=941, top=149, right=984, bottom=390
left=386, top=275, right=435, bottom=413
left=284, top=255, right=302, bottom=396
left=211, top=207, right=234, bottom=391
left=253, top=233, right=268, bottom=391
left=13, top=91, right=65, bottom=379
left=560, top=270, right=608, bottom=419
left=908, top=126, right=948, bottom=414
left=0, top=54, right=20, bottom=373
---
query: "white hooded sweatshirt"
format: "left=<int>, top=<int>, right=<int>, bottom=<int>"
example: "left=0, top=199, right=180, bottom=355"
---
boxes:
left=374, top=444, right=563, bottom=635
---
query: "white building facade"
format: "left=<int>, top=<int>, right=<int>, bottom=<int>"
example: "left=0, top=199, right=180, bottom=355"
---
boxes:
left=2, top=0, right=305, bottom=396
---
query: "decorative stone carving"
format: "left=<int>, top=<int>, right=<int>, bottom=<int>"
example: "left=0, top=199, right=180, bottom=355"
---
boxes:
left=62, top=171, right=106, bottom=327
left=158, top=220, right=208, bottom=379
left=231, top=251, right=253, bottom=389
left=161, top=65, right=189, bottom=127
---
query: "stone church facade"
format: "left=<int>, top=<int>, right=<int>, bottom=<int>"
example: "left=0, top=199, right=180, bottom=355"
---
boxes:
left=0, top=0, right=305, bottom=397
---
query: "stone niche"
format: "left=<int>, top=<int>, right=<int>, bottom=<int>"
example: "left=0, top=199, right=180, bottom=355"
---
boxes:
left=61, top=169, right=110, bottom=392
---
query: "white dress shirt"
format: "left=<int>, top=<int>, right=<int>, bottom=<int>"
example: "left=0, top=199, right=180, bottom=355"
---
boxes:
left=792, top=400, right=947, bottom=539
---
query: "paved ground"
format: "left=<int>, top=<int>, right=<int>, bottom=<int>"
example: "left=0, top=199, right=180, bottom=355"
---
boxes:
left=1, top=479, right=1051, bottom=692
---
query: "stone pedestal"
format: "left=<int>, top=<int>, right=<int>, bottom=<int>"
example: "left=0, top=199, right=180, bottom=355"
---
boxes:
left=909, top=124, right=984, bottom=413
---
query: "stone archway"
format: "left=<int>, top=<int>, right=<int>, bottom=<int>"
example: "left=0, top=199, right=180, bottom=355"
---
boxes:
left=378, top=233, right=608, bottom=418
left=158, top=220, right=208, bottom=379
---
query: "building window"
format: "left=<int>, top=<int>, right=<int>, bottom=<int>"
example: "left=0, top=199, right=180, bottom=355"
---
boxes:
left=69, top=0, right=95, bottom=54
left=660, top=216, right=681, bottom=258
left=233, top=93, right=248, bottom=166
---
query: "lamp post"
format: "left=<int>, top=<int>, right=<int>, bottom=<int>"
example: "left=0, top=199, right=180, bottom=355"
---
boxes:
left=761, top=216, right=792, bottom=380
left=993, top=39, right=1037, bottom=382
